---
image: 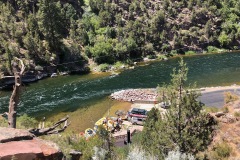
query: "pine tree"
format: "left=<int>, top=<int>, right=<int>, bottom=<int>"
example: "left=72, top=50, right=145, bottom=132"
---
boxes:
left=141, top=58, right=216, bottom=158
left=37, top=0, right=65, bottom=51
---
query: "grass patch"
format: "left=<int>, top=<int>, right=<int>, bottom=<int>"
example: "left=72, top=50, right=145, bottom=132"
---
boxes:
left=209, top=141, right=232, bottom=159
left=234, top=112, right=240, bottom=117
left=203, top=106, right=219, bottom=113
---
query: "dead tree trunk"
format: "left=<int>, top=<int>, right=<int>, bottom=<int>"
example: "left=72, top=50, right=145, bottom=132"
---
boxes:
left=8, top=58, right=25, bottom=128
left=29, top=116, right=70, bottom=136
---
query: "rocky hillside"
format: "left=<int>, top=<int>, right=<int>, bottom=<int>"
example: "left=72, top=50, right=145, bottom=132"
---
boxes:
left=204, top=93, right=240, bottom=159
left=0, top=0, right=239, bottom=77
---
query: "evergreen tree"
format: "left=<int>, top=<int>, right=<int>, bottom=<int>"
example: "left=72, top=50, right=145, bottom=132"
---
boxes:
left=37, top=0, right=65, bottom=51
left=141, top=58, right=216, bottom=158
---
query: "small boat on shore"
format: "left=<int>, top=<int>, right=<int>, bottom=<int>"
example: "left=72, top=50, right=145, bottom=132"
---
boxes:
left=94, top=117, right=116, bottom=131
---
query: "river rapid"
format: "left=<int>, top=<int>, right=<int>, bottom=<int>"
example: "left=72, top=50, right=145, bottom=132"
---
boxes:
left=0, top=52, right=240, bottom=132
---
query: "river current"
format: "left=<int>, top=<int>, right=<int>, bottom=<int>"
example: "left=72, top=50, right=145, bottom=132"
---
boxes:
left=0, top=52, right=240, bottom=131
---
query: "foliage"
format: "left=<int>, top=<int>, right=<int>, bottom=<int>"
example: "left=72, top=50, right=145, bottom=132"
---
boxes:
left=0, top=116, right=8, bottom=127
left=98, top=63, right=109, bottom=72
left=92, top=146, right=107, bottom=160
left=0, top=114, right=38, bottom=128
left=114, top=145, right=129, bottom=160
left=113, top=61, right=125, bottom=70
left=17, top=114, right=38, bottom=129
left=233, top=112, right=240, bottom=117
left=37, top=0, right=65, bottom=51
left=185, top=51, right=196, bottom=55
left=140, top=58, right=216, bottom=158
left=1, top=0, right=240, bottom=74
left=126, top=145, right=157, bottom=160
left=95, top=125, right=115, bottom=159
left=44, top=133, right=104, bottom=159
left=222, top=106, right=229, bottom=113
left=224, top=92, right=239, bottom=104
left=165, top=147, right=195, bottom=160
left=203, top=106, right=219, bottom=113
left=208, top=141, right=232, bottom=159
left=218, top=31, right=231, bottom=47
left=207, top=46, right=220, bottom=53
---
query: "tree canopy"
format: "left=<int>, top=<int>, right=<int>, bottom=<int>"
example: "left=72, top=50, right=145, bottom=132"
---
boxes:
left=140, top=58, right=217, bottom=159
left=0, top=0, right=240, bottom=75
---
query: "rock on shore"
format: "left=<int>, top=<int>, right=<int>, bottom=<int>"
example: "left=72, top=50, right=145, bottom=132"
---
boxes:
left=111, top=89, right=158, bottom=102
left=0, top=127, right=63, bottom=160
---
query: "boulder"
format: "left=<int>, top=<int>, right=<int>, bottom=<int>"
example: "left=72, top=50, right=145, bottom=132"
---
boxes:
left=220, top=114, right=236, bottom=124
left=0, top=127, right=34, bottom=143
left=0, top=127, right=63, bottom=160
left=215, top=112, right=225, bottom=118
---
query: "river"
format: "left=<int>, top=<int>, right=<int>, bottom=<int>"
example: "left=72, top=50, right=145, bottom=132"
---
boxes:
left=0, top=52, right=240, bottom=132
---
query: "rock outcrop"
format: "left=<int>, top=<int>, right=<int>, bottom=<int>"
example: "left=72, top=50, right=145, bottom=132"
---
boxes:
left=0, top=127, right=63, bottom=160
left=111, top=89, right=158, bottom=103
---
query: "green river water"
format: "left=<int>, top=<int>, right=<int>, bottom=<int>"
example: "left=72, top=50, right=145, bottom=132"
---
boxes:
left=0, top=52, right=240, bottom=131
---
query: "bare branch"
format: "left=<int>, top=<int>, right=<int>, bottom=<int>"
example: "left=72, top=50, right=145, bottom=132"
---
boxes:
left=29, top=116, right=70, bottom=136
left=0, top=112, right=9, bottom=116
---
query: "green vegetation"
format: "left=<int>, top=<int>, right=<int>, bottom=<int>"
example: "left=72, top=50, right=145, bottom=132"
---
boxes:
left=203, top=106, right=219, bottom=113
left=222, top=106, right=229, bottom=113
left=224, top=92, right=239, bottom=104
left=98, top=63, right=109, bottom=72
left=209, top=141, right=232, bottom=160
left=0, top=114, right=38, bottom=128
left=185, top=50, right=196, bottom=55
left=17, top=114, right=38, bottom=129
left=234, top=111, right=240, bottom=117
left=139, top=58, right=217, bottom=159
left=0, top=0, right=240, bottom=75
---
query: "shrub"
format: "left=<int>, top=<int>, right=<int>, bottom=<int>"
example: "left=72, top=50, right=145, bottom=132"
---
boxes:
left=147, top=54, right=157, bottom=59
left=0, top=116, right=8, bottom=127
left=168, top=50, right=178, bottom=56
left=224, top=92, right=239, bottom=104
left=234, top=112, right=240, bottom=117
left=17, top=114, right=38, bottom=129
left=185, top=50, right=196, bottom=55
left=207, top=46, right=219, bottom=53
left=157, top=54, right=167, bottom=60
left=126, top=145, right=156, bottom=160
left=210, top=141, right=232, bottom=159
left=114, top=146, right=129, bottom=160
left=92, top=146, right=107, bottom=160
left=222, top=106, right=229, bottom=113
left=113, top=61, right=125, bottom=70
left=165, top=147, right=195, bottom=160
left=98, top=63, right=109, bottom=72
left=44, top=133, right=104, bottom=159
